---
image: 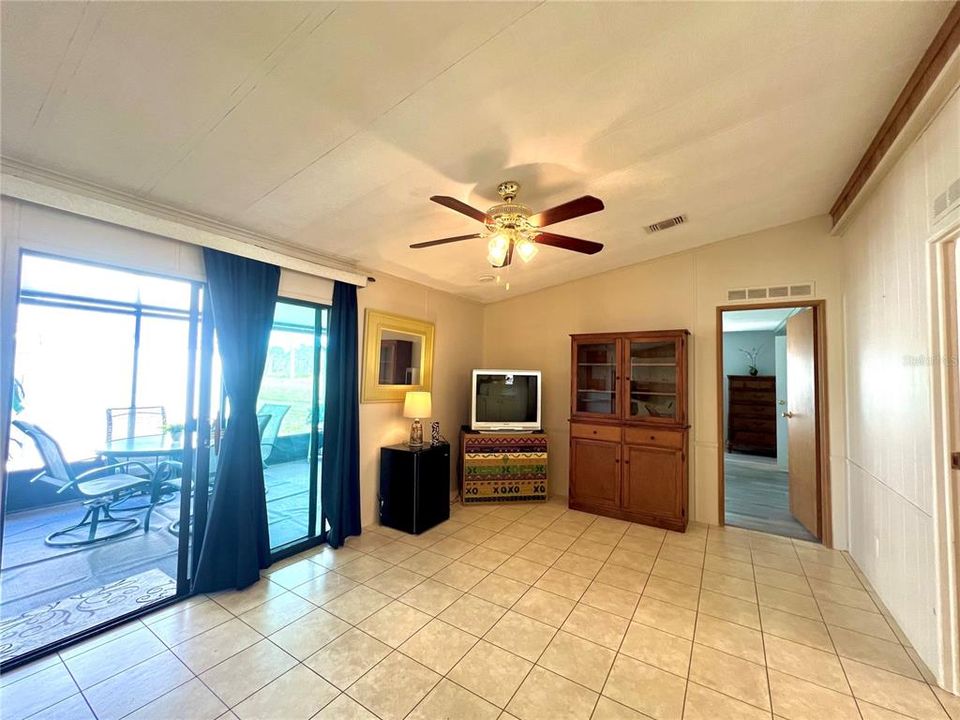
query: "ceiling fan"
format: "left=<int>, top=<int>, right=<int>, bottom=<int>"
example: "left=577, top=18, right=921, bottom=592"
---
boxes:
left=410, top=181, right=605, bottom=268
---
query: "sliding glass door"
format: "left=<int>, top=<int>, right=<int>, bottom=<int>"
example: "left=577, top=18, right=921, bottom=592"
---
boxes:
left=1, top=254, right=329, bottom=668
left=185, top=298, right=328, bottom=565
left=258, top=300, right=328, bottom=555
left=1, top=252, right=200, bottom=668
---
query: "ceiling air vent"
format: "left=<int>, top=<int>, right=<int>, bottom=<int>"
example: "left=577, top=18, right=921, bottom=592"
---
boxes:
left=933, top=175, right=960, bottom=223
left=645, top=214, right=687, bottom=233
left=726, top=282, right=815, bottom=303
left=935, top=191, right=949, bottom=217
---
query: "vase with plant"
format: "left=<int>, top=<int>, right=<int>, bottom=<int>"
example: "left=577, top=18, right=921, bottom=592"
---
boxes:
left=739, top=346, right=762, bottom=376
left=164, top=422, right=185, bottom=441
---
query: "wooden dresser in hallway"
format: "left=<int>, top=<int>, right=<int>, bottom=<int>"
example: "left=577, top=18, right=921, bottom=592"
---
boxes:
left=726, top=375, right=776, bottom=457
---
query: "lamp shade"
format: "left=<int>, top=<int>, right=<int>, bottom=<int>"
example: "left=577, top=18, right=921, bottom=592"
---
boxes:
left=403, top=391, right=432, bottom=419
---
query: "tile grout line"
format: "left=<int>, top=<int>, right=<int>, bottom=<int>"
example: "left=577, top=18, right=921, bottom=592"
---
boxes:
left=135, top=575, right=337, bottom=719
left=110, top=656, right=197, bottom=720
left=839, top=549, right=937, bottom=681
left=680, top=530, right=710, bottom=717
left=13, top=500, right=949, bottom=720
left=424, top=503, right=560, bottom=713
left=27, top=658, right=91, bottom=720
left=593, top=530, right=666, bottom=718
left=794, top=542, right=866, bottom=720
left=755, top=529, right=781, bottom=719
left=666, top=540, right=935, bottom=711
left=489, top=510, right=612, bottom=714
left=320, top=503, right=557, bottom=718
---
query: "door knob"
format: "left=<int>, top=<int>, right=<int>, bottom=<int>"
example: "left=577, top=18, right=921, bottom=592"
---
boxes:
left=782, top=411, right=794, bottom=418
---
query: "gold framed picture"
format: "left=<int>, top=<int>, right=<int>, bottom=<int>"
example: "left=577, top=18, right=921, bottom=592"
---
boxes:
left=361, top=309, right=435, bottom=403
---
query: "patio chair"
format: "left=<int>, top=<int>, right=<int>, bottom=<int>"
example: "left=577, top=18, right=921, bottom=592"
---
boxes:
left=105, top=405, right=167, bottom=441
left=14, top=420, right=176, bottom=547
left=166, top=413, right=271, bottom=536
left=257, top=403, right=289, bottom=466
left=105, top=405, right=169, bottom=479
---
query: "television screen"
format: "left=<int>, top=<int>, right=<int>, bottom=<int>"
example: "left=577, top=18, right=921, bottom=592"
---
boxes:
left=474, top=372, right=539, bottom=426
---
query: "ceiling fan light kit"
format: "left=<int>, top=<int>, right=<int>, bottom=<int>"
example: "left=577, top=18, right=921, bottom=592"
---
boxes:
left=515, top=237, right=538, bottom=263
left=411, top=181, right=606, bottom=271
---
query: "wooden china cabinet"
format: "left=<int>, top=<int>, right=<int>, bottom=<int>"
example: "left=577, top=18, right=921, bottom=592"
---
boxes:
left=568, top=330, right=690, bottom=532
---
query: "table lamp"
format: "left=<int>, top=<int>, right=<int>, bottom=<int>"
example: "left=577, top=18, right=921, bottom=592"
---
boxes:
left=403, top=391, right=432, bottom=448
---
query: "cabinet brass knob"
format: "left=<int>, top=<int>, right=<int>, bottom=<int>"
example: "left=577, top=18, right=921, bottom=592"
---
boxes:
left=782, top=411, right=794, bottom=418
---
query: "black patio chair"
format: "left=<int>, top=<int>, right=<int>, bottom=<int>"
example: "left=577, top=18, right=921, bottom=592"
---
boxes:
left=166, top=412, right=272, bottom=536
left=14, top=420, right=176, bottom=547
left=257, top=404, right=289, bottom=466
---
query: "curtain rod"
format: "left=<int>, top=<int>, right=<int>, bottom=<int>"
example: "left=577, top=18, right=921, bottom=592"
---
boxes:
left=1, top=163, right=372, bottom=288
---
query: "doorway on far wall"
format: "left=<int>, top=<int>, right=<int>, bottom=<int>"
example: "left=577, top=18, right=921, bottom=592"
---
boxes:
left=718, top=303, right=827, bottom=543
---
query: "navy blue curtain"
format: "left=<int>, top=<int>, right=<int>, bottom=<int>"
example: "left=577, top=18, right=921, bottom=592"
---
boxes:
left=193, top=249, right=280, bottom=593
left=320, top=281, right=361, bottom=547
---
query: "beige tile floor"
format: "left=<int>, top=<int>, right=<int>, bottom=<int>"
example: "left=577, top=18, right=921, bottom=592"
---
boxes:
left=3, top=498, right=960, bottom=720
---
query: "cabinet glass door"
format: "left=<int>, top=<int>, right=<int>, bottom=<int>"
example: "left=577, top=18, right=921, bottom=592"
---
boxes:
left=627, top=339, right=678, bottom=421
left=575, top=340, right=619, bottom=415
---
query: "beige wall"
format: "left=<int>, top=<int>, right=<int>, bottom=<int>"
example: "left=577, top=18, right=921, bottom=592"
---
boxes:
left=357, top=273, right=484, bottom=527
left=839, top=88, right=960, bottom=681
left=481, top=215, right=847, bottom=541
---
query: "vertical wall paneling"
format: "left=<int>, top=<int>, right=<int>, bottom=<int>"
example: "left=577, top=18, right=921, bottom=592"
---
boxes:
left=841, top=89, right=960, bottom=683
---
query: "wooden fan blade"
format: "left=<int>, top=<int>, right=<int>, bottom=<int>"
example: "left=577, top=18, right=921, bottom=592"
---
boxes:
left=528, top=195, right=604, bottom=227
left=430, top=196, right=489, bottom=224
left=410, top=233, right=482, bottom=249
left=534, top=231, right=604, bottom=255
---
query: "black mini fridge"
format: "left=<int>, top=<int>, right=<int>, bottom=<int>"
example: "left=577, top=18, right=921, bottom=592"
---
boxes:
left=378, top=442, right=450, bottom=534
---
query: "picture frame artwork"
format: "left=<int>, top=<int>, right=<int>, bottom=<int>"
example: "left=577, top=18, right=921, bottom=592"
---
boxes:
left=361, top=309, right=435, bottom=403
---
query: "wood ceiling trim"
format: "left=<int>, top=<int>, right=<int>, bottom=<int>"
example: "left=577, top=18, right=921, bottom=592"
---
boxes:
left=830, top=2, right=960, bottom=226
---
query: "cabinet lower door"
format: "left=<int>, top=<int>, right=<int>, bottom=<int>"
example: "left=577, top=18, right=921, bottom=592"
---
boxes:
left=570, top=438, right=620, bottom=508
left=621, top=444, right=682, bottom=521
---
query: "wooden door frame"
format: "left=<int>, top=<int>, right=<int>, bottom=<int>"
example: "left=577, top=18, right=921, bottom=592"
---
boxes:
left=928, top=223, right=960, bottom=693
left=715, top=300, right=832, bottom=547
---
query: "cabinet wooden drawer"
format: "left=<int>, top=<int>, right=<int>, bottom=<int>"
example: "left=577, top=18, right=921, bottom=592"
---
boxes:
left=730, top=377, right=775, bottom=390
left=623, top=427, right=683, bottom=449
left=729, top=403, right=775, bottom=419
left=571, top=423, right=621, bottom=443
left=731, top=417, right=776, bottom=431
left=729, top=390, right=776, bottom=403
left=730, top=430, right=774, bottom=445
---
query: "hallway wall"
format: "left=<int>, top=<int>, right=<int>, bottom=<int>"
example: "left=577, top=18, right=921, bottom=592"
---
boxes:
left=839, top=88, right=960, bottom=682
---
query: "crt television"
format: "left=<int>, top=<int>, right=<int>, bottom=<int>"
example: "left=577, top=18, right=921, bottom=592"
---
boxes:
left=471, top=369, right=542, bottom=431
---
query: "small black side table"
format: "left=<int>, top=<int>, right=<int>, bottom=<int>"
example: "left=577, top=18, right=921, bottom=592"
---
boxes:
left=379, top=442, right=450, bottom=534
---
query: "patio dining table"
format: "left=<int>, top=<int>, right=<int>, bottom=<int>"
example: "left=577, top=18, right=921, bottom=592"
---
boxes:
left=97, top=434, right=184, bottom=460
left=97, top=434, right=185, bottom=508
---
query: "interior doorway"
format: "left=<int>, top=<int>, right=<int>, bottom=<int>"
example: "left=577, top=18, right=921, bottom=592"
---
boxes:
left=717, top=302, right=830, bottom=544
